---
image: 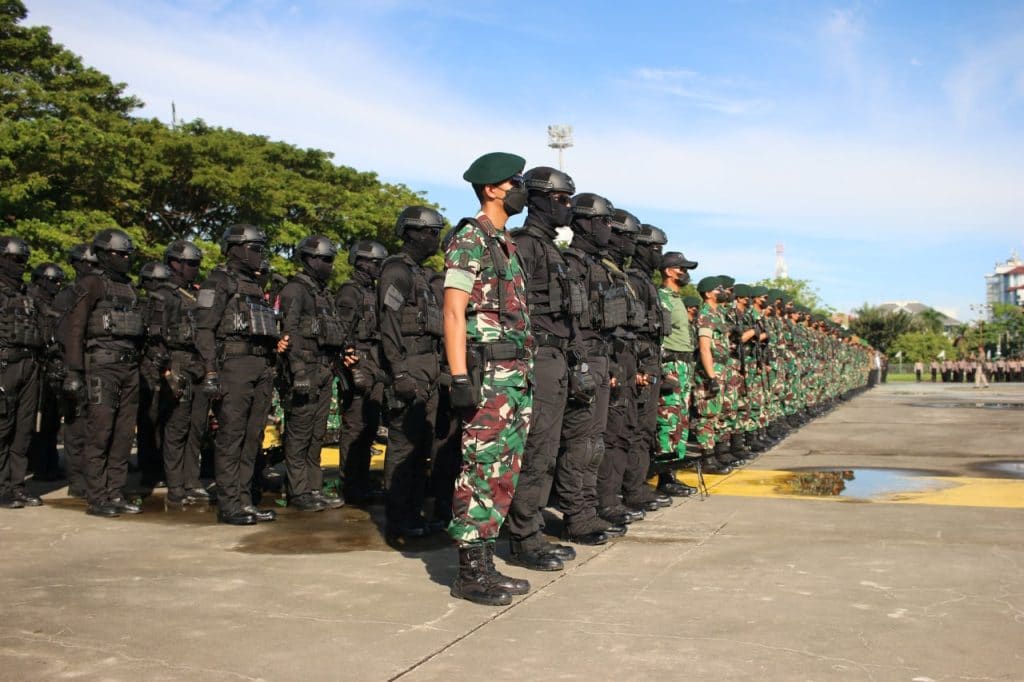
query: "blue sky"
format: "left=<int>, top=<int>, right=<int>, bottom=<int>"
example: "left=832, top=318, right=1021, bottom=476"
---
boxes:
left=26, top=0, right=1024, bottom=320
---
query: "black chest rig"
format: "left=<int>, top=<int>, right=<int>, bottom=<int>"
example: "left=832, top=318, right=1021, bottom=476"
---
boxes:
left=293, top=273, right=344, bottom=350
left=85, top=277, right=144, bottom=343
left=338, top=280, right=380, bottom=344
left=564, top=249, right=635, bottom=332
left=627, top=269, right=671, bottom=340
left=0, top=284, right=45, bottom=349
left=215, top=267, right=279, bottom=340
left=512, top=226, right=584, bottom=319
left=384, top=254, right=442, bottom=339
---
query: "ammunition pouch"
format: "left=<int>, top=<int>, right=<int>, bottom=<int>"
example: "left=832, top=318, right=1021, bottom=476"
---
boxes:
left=600, top=287, right=629, bottom=329
left=86, top=309, right=145, bottom=339
left=568, top=362, right=597, bottom=406
left=85, top=348, right=139, bottom=367
left=231, top=300, right=280, bottom=339
left=302, top=316, right=346, bottom=349
left=88, top=376, right=120, bottom=409
left=0, top=314, right=44, bottom=349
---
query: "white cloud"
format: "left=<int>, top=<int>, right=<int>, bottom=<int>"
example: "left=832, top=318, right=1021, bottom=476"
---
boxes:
left=820, top=7, right=865, bottom=85
left=627, top=68, right=773, bottom=115
left=944, top=32, right=1024, bottom=126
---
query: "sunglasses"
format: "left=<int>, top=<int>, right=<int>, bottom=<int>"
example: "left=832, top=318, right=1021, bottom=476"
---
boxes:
left=315, top=255, right=335, bottom=264
left=178, top=259, right=201, bottom=267
left=9, top=254, right=28, bottom=264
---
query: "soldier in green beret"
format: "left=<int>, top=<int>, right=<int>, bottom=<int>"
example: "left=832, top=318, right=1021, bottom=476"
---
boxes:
left=692, top=276, right=733, bottom=472
left=443, top=152, right=534, bottom=606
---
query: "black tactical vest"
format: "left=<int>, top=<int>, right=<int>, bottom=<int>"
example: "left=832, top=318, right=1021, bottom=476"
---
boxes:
left=213, top=266, right=280, bottom=340
left=628, top=269, right=671, bottom=340
left=512, top=226, right=585, bottom=319
left=338, top=280, right=380, bottom=345
left=292, top=273, right=345, bottom=350
left=161, top=285, right=199, bottom=350
left=85, top=277, right=145, bottom=343
left=383, top=254, right=443, bottom=339
left=563, top=249, right=630, bottom=331
left=0, top=284, right=45, bottom=349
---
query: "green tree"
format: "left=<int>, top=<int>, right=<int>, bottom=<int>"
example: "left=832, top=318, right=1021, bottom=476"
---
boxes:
left=848, top=304, right=918, bottom=352
left=914, top=308, right=945, bottom=334
left=752, top=276, right=833, bottom=315
left=889, top=331, right=954, bottom=363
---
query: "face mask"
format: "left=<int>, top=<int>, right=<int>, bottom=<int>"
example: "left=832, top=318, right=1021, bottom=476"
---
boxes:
left=674, top=271, right=691, bottom=286
left=592, top=218, right=611, bottom=248
left=404, top=229, right=440, bottom=263
left=39, top=278, right=60, bottom=297
left=170, top=259, right=200, bottom=284
left=303, top=255, right=334, bottom=283
left=231, top=243, right=265, bottom=274
left=609, top=230, right=636, bottom=258
left=98, top=250, right=132, bottom=277
left=501, top=185, right=528, bottom=217
left=0, top=256, right=27, bottom=281
left=717, top=290, right=734, bottom=303
left=356, top=259, right=382, bottom=281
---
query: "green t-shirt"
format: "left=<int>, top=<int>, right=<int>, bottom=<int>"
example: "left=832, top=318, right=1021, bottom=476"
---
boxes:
left=659, top=287, right=693, bottom=352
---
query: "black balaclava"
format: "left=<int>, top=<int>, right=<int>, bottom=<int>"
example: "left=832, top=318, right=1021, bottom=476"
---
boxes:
left=633, top=243, right=662, bottom=273
left=302, top=254, right=334, bottom=284
left=229, top=243, right=264, bottom=275
left=36, top=277, right=61, bottom=299
left=569, top=216, right=611, bottom=255
left=354, top=257, right=382, bottom=283
left=403, top=227, right=440, bottom=264
left=525, top=192, right=572, bottom=239
left=0, top=255, right=27, bottom=283
left=608, top=230, right=635, bottom=263
left=96, top=250, right=131, bottom=282
left=168, top=259, right=200, bottom=285
left=255, top=259, right=271, bottom=289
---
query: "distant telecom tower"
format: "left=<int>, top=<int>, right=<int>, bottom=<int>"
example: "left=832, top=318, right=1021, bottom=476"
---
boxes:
left=547, top=125, right=573, bottom=171
left=775, top=242, right=788, bottom=279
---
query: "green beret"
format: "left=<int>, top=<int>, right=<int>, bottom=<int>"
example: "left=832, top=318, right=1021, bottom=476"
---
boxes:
left=776, top=293, right=789, bottom=305
left=463, top=152, right=526, bottom=185
left=734, top=283, right=753, bottom=298
left=696, top=276, right=720, bottom=293
left=751, top=285, right=769, bottom=297
left=767, top=288, right=783, bottom=302
left=683, top=295, right=702, bottom=308
left=717, top=275, right=735, bottom=288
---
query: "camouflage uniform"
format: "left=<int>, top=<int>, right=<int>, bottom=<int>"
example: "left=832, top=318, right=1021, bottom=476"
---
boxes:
left=444, top=214, right=533, bottom=545
left=656, top=287, right=694, bottom=461
left=693, top=301, right=728, bottom=455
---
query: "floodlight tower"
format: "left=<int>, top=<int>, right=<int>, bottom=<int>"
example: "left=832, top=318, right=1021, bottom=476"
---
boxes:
left=547, top=125, right=573, bottom=171
left=775, top=242, right=788, bottom=279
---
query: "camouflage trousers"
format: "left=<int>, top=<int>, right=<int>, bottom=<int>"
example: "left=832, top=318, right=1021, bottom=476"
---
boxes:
left=448, top=379, right=533, bottom=547
left=692, top=365, right=723, bottom=455
left=719, top=359, right=744, bottom=435
left=742, top=365, right=768, bottom=431
left=657, top=358, right=693, bottom=461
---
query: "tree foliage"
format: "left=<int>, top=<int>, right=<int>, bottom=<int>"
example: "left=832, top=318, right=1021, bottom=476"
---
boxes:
left=0, top=0, right=435, bottom=284
left=888, top=331, right=954, bottom=363
left=848, top=304, right=919, bottom=352
left=752, top=276, right=832, bottom=315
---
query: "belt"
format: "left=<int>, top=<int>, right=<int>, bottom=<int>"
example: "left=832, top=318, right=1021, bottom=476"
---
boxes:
left=533, top=333, right=570, bottom=351
left=663, top=350, right=693, bottom=362
left=0, top=347, right=36, bottom=362
left=473, top=341, right=529, bottom=361
left=583, top=338, right=609, bottom=355
left=85, top=348, right=139, bottom=365
left=221, top=340, right=274, bottom=358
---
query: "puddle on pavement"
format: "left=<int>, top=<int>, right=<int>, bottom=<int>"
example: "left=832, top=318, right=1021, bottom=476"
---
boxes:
left=773, top=469, right=946, bottom=498
left=973, top=461, right=1024, bottom=479
left=907, top=402, right=1024, bottom=410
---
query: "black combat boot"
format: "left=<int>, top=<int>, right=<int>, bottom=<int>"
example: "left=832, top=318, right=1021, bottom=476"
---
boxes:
left=562, top=515, right=610, bottom=545
left=450, top=545, right=512, bottom=606
left=484, top=543, right=530, bottom=595
left=657, top=472, right=693, bottom=497
left=508, top=538, right=564, bottom=572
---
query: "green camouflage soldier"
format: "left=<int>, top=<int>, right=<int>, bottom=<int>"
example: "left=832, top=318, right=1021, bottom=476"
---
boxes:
left=654, top=251, right=699, bottom=496
left=693, top=276, right=733, bottom=473
left=444, top=151, right=534, bottom=606
left=716, top=275, right=755, bottom=466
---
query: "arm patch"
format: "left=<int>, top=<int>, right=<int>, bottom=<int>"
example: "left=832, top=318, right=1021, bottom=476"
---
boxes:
left=197, top=289, right=216, bottom=309
left=383, top=285, right=405, bottom=312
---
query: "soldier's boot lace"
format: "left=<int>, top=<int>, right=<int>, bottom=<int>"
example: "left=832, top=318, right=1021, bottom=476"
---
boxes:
left=484, top=542, right=530, bottom=595
left=450, top=545, right=513, bottom=606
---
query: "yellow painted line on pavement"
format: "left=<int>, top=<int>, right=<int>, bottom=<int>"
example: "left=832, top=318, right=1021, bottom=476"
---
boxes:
left=669, top=468, right=1024, bottom=509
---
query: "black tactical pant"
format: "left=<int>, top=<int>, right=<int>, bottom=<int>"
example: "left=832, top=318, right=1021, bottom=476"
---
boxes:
left=430, top=383, right=461, bottom=523
left=626, top=359, right=660, bottom=491
left=136, top=358, right=164, bottom=485
left=160, top=362, right=209, bottom=497
left=283, top=361, right=334, bottom=498
left=598, top=345, right=638, bottom=510
left=338, top=383, right=383, bottom=500
left=213, top=354, right=275, bottom=514
left=383, top=353, right=438, bottom=529
left=557, top=352, right=605, bottom=531
left=507, top=346, right=568, bottom=547
left=82, top=359, right=139, bottom=506
left=0, top=356, right=39, bottom=499
left=28, top=379, right=61, bottom=479
left=62, top=407, right=87, bottom=494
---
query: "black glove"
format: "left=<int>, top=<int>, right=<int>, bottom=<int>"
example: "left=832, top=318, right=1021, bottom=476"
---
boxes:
left=202, top=372, right=222, bottom=397
left=164, top=370, right=187, bottom=399
left=291, top=369, right=312, bottom=396
left=707, top=377, right=722, bottom=397
left=568, top=362, right=597, bottom=405
left=393, top=372, right=421, bottom=403
left=350, top=366, right=375, bottom=392
left=660, top=374, right=681, bottom=395
left=449, top=374, right=477, bottom=411
left=62, top=370, right=87, bottom=405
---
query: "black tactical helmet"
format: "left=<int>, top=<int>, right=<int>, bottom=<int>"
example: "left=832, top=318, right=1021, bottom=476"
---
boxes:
left=139, top=261, right=173, bottom=282
left=609, top=208, right=641, bottom=234
left=524, top=166, right=576, bottom=195
left=295, top=235, right=338, bottom=261
left=638, top=224, right=668, bottom=245
left=0, top=235, right=30, bottom=259
left=31, top=263, right=65, bottom=283
left=220, top=224, right=267, bottom=255
left=571, top=193, right=614, bottom=218
left=395, top=206, right=445, bottom=239
left=164, top=240, right=203, bottom=263
left=69, top=243, right=99, bottom=265
left=347, top=239, right=388, bottom=266
left=92, top=228, right=135, bottom=254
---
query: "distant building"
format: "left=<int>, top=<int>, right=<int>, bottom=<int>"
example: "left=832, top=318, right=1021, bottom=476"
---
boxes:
left=876, top=301, right=960, bottom=334
left=985, top=251, right=1024, bottom=312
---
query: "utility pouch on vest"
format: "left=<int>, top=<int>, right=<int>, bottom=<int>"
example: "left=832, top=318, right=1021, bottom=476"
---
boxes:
left=89, top=309, right=144, bottom=338
left=601, top=288, right=629, bottom=329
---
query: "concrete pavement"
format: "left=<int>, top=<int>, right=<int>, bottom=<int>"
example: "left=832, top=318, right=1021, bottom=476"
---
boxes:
left=1, top=382, right=1022, bottom=681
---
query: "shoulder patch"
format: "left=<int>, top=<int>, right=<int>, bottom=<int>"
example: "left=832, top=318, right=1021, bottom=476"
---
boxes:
left=383, top=284, right=404, bottom=311
left=197, top=289, right=216, bottom=309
